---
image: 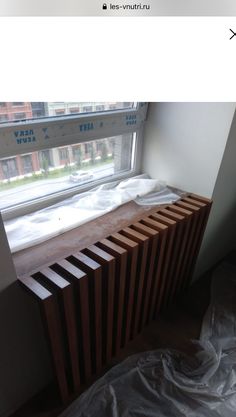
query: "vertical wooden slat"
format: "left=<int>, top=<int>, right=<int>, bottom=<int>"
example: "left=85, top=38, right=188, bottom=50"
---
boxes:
left=140, top=217, right=168, bottom=321
left=149, top=213, right=177, bottom=312
left=109, top=232, right=138, bottom=346
left=159, top=206, right=191, bottom=304
left=170, top=205, right=203, bottom=291
left=131, top=222, right=159, bottom=329
left=173, top=198, right=202, bottom=291
left=33, top=267, right=80, bottom=392
left=97, top=238, right=128, bottom=355
left=49, top=259, right=92, bottom=382
left=165, top=204, right=194, bottom=302
left=120, top=227, right=149, bottom=338
left=67, top=253, right=102, bottom=374
left=173, top=201, right=201, bottom=294
left=18, top=276, right=69, bottom=403
left=180, top=197, right=212, bottom=290
left=84, top=244, right=115, bottom=364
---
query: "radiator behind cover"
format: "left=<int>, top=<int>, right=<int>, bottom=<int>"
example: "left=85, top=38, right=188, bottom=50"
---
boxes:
left=19, top=193, right=212, bottom=403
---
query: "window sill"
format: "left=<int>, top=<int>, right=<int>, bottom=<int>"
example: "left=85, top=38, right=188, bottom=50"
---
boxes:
left=13, top=200, right=167, bottom=278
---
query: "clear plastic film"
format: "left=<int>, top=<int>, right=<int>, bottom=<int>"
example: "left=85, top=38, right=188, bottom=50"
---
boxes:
left=4, top=178, right=180, bottom=253
left=60, top=262, right=236, bottom=417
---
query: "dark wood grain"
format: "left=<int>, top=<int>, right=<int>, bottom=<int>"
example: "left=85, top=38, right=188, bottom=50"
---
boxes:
left=131, top=222, right=159, bottom=329
left=150, top=213, right=177, bottom=311
left=19, top=276, right=69, bottom=403
left=84, top=244, right=115, bottom=364
left=97, top=238, right=128, bottom=354
left=140, top=217, right=168, bottom=322
left=67, top=253, right=103, bottom=374
left=47, top=260, right=92, bottom=382
left=109, top=232, right=138, bottom=346
left=33, top=267, right=80, bottom=392
left=120, top=227, right=149, bottom=338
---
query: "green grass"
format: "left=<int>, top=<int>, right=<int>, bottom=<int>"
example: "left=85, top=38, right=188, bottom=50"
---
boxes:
left=0, top=157, right=113, bottom=192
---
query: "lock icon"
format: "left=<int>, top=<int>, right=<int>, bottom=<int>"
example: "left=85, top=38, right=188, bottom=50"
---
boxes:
left=103, top=3, right=107, bottom=9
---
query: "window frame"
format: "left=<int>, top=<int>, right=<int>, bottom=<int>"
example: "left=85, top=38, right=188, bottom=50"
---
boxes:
left=0, top=103, right=148, bottom=221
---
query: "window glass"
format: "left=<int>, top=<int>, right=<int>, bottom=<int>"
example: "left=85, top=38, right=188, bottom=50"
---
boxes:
left=0, top=133, right=135, bottom=210
left=13, top=112, right=27, bottom=120
left=0, top=114, right=8, bottom=122
left=0, top=102, right=135, bottom=124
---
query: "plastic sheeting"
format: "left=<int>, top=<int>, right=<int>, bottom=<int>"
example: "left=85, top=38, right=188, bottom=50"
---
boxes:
left=4, top=178, right=180, bottom=253
left=60, top=262, right=236, bottom=417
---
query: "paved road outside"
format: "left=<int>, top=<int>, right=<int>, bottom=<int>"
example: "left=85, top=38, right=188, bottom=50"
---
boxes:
left=0, top=163, right=114, bottom=210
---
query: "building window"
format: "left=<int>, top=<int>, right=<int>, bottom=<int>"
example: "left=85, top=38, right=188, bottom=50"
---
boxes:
left=1, top=158, right=18, bottom=180
left=0, top=114, right=8, bottom=123
left=55, top=109, right=65, bottom=116
left=14, top=112, right=26, bottom=120
left=21, top=155, right=33, bottom=174
left=40, top=150, right=52, bottom=168
left=34, top=110, right=44, bottom=118
left=95, top=105, right=105, bottom=112
left=0, top=102, right=6, bottom=107
left=59, top=148, right=69, bottom=160
left=84, top=143, right=89, bottom=154
left=12, top=102, right=24, bottom=106
left=70, top=108, right=79, bottom=114
left=82, top=106, right=93, bottom=113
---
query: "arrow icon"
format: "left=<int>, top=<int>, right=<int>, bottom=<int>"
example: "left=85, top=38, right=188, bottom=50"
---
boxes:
left=230, top=29, right=236, bottom=40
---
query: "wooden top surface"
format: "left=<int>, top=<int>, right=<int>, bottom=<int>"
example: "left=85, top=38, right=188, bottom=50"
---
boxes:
left=14, top=200, right=166, bottom=278
left=13, top=192, right=212, bottom=278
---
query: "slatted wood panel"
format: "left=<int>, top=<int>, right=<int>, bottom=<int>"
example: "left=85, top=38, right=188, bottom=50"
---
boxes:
left=19, top=193, right=212, bottom=403
left=109, top=232, right=139, bottom=346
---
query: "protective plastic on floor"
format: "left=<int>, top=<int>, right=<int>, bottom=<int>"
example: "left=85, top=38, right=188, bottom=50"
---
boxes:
left=60, top=262, right=236, bottom=417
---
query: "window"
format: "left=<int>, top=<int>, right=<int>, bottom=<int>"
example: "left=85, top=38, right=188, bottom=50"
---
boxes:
left=95, top=105, right=105, bottom=112
left=21, top=154, right=33, bottom=174
left=0, top=103, right=147, bottom=220
left=82, top=106, right=93, bottom=113
left=70, top=108, right=79, bottom=114
left=1, top=158, right=18, bottom=180
left=59, top=148, right=69, bottom=160
left=55, top=109, right=65, bottom=116
left=40, top=150, right=52, bottom=168
left=0, top=114, right=8, bottom=123
left=0, top=102, right=135, bottom=125
left=84, top=143, right=89, bottom=154
left=14, top=112, right=26, bottom=120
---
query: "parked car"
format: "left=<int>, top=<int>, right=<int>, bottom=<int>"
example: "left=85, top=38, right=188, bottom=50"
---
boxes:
left=69, top=170, right=94, bottom=183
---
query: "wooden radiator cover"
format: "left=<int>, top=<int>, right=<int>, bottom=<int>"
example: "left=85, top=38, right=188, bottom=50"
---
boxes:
left=18, top=193, right=212, bottom=403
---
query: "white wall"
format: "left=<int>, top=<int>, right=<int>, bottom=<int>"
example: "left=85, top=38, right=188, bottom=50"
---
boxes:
left=142, top=102, right=236, bottom=278
left=142, top=103, right=235, bottom=197
left=0, top=216, right=17, bottom=292
left=194, top=110, right=236, bottom=277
